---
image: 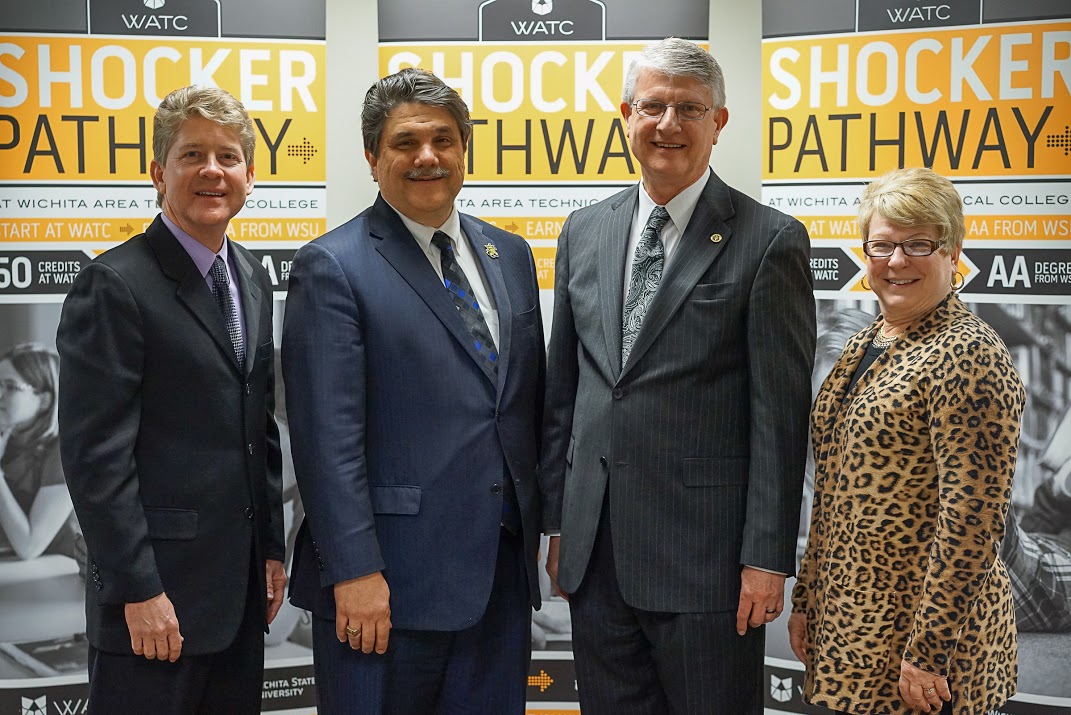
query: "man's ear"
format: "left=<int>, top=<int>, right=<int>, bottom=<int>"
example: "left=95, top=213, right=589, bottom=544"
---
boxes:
left=365, top=149, right=379, bottom=182
left=150, top=160, right=165, bottom=194
left=711, top=107, right=729, bottom=146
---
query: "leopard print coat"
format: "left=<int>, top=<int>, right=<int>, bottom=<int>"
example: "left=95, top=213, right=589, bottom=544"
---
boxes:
left=792, top=294, right=1022, bottom=715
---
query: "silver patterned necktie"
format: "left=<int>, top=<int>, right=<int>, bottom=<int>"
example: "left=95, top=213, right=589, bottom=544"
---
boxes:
left=622, top=206, right=670, bottom=363
left=210, top=256, right=245, bottom=370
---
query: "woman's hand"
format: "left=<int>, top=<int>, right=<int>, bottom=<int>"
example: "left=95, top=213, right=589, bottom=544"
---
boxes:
left=899, top=659, right=951, bottom=712
left=788, top=611, right=808, bottom=663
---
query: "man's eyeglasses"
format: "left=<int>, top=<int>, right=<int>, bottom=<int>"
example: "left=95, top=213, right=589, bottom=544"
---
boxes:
left=0, top=379, right=36, bottom=397
left=631, top=99, right=714, bottom=122
left=862, top=238, right=943, bottom=258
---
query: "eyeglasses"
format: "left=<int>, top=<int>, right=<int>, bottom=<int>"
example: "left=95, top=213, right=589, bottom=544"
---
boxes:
left=631, top=99, right=714, bottom=121
left=0, top=379, right=36, bottom=397
left=862, top=238, right=943, bottom=258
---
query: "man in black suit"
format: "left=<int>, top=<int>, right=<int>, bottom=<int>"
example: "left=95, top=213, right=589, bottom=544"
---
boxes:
left=57, top=86, right=285, bottom=714
left=541, top=38, right=816, bottom=713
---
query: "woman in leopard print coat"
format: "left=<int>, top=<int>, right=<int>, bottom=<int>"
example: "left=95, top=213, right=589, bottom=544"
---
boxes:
left=790, top=168, right=1022, bottom=715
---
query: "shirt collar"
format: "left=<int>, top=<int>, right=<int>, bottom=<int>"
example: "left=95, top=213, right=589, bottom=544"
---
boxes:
left=161, top=212, right=231, bottom=278
left=637, top=170, right=710, bottom=232
left=386, top=201, right=463, bottom=253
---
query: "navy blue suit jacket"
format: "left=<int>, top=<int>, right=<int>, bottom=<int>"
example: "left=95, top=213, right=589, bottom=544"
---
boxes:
left=283, top=196, right=545, bottom=630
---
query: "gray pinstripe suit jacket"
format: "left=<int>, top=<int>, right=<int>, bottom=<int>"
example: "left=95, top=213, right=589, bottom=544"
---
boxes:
left=540, top=169, right=816, bottom=613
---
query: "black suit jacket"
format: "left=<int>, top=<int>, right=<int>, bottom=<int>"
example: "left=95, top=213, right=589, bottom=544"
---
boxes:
left=542, top=170, right=816, bottom=612
left=57, top=216, right=285, bottom=655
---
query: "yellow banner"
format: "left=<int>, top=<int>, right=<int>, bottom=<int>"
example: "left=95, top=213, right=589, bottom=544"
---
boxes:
left=380, top=43, right=709, bottom=182
left=0, top=36, right=326, bottom=181
left=763, top=22, right=1071, bottom=179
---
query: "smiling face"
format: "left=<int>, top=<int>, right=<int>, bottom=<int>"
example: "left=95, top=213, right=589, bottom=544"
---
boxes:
left=366, top=103, right=466, bottom=228
left=865, top=215, right=960, bottom=328
left=150, top=115, right=254, bottom=251
left=621, top=69, right=728, bottom=205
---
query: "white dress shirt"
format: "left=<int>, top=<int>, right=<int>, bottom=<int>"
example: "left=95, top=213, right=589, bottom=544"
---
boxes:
left=622, top=172, right=711, bottom=299
left=389, top=205, right=500, bottom=347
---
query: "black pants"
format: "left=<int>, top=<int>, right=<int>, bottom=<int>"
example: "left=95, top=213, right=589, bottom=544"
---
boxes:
left=87, top=558, right=264, bottom=715
left=569, top=499, right=764, bottom=715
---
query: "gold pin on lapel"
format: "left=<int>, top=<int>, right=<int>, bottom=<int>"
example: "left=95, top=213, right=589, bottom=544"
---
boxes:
left=710, top=233, right=723, bottom=243
left=484, top=243, right=499, bottom=258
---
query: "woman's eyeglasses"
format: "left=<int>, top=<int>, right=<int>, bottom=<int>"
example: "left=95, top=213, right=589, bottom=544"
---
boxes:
left=863, top=238, right=943, bottom=258
left=0, top=379, right=36, bottom=397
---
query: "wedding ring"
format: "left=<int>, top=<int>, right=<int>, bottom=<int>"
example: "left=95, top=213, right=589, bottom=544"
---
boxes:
left=925, top=687, right=935, bottom=695
left=345, top=626, right=360, bottom=637
left=765, top=608, right=777, bottom=614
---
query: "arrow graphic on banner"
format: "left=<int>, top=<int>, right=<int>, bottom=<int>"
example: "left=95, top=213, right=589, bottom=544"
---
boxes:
left=527, top=670, right=554, bottom=692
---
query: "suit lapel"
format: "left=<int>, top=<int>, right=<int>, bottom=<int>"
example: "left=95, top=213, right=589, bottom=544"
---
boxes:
left=598, top=187, right=638, bottom=379
left=231, top=245, right=262, bottom=377
left=620, top=171, right=735, bottom=380
left=369, top=197, right=496, bottom=385
left=146, top=217, right=243, bottom=374
left=461, top=215, right=510, bottom=394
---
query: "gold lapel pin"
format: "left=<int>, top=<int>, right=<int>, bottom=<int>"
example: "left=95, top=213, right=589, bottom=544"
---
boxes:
left=710, top=233, right=723, bottom=243
left=484, top=243, right=499, bottom=258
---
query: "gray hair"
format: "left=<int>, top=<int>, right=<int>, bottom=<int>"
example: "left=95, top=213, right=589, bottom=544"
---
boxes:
left=622, top=37, right=726, bottom=109
left=362, top=68, right=472, bottom=157
left=152, top=86, right=255, bottom=206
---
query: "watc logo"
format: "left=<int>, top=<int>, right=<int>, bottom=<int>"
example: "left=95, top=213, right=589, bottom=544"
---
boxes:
left=532, top=0, right=551, bottom=15
left=21, top=695, right=46, bottom=715
left=770, top=674, right=793, bottom=703
left=143, top=0, right=165, bottom=8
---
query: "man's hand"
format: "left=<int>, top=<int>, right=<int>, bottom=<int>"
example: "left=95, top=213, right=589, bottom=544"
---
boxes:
left=899, top=659, right=951, bottom=712
left=546, top=535, right=568, bottom=600
left=125, top=592, right=183, bottom=662
left=334, top=571, right=391, bottom=654
left=735, top=566, right=785, bottom=635
left=265, top=559, right=287, bottom=624
left=787, top=611, right=807, bottom=663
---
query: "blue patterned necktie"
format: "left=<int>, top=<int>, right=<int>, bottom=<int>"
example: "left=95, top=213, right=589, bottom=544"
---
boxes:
left=431, top=231, right=498, bottom=383
left=210, top=256, right=245, bottom=370
left=431, top=232, right=519, bottom=533
left=622, top=206, right=670, bottom=363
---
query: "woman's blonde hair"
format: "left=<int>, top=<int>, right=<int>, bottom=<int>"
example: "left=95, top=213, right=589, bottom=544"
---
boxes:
left=858, top=167, right=965, bottom=254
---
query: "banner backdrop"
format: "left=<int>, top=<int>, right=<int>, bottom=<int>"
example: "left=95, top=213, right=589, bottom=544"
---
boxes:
left=0, top=0, right=324, bottom=712
left=375, top=1, right=710, bottom=712
left=761, top=1, right=1071, bottom=713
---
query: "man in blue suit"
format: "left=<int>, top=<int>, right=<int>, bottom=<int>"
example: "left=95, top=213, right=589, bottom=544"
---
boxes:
left=282, top=68, right=546, bottom=713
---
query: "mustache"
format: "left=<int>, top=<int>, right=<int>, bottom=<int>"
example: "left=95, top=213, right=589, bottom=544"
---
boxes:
left=404, top=168, right=451, bottom=180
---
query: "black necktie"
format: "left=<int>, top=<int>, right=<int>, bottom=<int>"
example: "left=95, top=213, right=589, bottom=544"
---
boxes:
left=210, top=256, right=244, bottom=370
left=431, top=231, right=498, bottom=383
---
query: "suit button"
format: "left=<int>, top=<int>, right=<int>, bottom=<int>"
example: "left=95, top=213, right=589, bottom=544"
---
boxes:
left=247, top=443, right=254, bottom=455
left=599, top=456, right=608, bottom=467
left=490, top=483, right=502, bottom=495
left=495, top=411, right=502, bottom=422
left=95, top=582, right=103, bottom=591
left=245, top=383, right=252, bottom=395
left=612, top=388, right=624, bottom=399
left=244, top=507, right=254, bottom=519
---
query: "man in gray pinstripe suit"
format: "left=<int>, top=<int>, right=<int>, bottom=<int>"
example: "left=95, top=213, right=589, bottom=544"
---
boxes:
left=540, top=38, right=816, bottom=713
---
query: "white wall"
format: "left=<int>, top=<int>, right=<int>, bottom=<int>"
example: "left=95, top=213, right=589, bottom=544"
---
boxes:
left=323, top=0, right=764, bottom=229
